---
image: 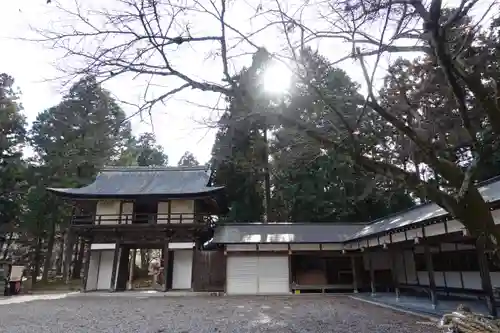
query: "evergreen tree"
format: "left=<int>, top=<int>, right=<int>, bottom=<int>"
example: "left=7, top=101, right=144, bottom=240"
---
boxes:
left=135, top=133, right=168, bottom=166
left=178, top=151, right=199, bottom=167
left=0, top=73, right=27, bottom=251
left=114, top=133, right=168, bottom=167
left=27, top=75, right=133, bottom=282
left=211, top=66, right=269, bottom=222
left=271, top=49, right=414, bottom=222
left=30, top=75, right=132, bottom=186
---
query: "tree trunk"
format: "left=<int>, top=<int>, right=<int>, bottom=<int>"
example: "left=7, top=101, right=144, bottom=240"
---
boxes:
left=55, top=232, right=65, bottom=276
left=1, top=232, right=14, bottom=259
left=63, top=231, right=74, bottom=284
left=72, top=238, right=85, bottom=279
left=459, top=187, right=500, bottom=251
left=140, top=249, right=148, bottom=268
left=41, top=220, right=56, bottom=283
left=31, top=236, right=43, bottom=286
left=0, top=234, right=5, bottom=255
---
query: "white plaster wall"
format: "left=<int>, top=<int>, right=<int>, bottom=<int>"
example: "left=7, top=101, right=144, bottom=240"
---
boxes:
left=95, top=200, right=121, bottom=225
left=491, top=272, right=500, bottom=288
left=170, top=200, right=194, bottom=223
left=411, top=272, right=500, bottom=290
left=258, top=244, right=288, bottom=251
left=157, top=201, right=170, bottom=224
left=169, top=242, right=195, bottom=249
left=121, top=202, right=134, bottom=224
left=322, top=244, right=344, bottom=251
left=86, top=251, right=100, bottom=291
left=172, top=249, right=194, bottom=289
left=91, top=243, right=116, bottom=250
left=290, top=244, right=320, bottom=251
left=395, top=242, right=500, bottom=290
left=415, top=271, right=481, bottom=290
left=96, top=250, right=115, bottom=290
left=227, top=244, right=258, bottom=252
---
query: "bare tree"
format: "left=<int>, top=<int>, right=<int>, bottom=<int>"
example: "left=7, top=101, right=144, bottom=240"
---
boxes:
left=38, top=0, right=500, bottom=254
left=273, top=0, right=500, bottom=250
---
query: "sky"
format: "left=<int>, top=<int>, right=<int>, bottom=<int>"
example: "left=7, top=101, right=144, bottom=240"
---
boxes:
left=0, top=1, right=230, bottom=165
left=0, top=0, right=493, bottom=166
left=1, top=0, right=316, bottom=166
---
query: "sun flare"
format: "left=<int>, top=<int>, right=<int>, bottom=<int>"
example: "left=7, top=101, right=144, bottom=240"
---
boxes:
left=261, top=62, right=292, bottom=94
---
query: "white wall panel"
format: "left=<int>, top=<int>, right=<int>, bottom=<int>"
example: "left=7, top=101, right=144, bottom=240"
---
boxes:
left=290, top=244, right=320, bottom=251
left=258, top=244, right=288, bottom=252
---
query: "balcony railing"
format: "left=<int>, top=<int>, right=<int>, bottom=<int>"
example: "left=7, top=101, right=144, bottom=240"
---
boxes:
left=71, top=213, right=214, bottom=226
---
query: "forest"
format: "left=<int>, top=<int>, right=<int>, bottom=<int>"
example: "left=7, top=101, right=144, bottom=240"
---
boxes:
left=1, top=0, right=500, bottom=287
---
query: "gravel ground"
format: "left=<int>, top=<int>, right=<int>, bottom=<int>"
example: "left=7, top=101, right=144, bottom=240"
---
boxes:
left=0, top=294, right=440, bottom=333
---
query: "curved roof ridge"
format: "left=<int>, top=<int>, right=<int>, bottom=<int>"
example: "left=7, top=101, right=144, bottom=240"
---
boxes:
left=101, top=165, right=208, bottom=172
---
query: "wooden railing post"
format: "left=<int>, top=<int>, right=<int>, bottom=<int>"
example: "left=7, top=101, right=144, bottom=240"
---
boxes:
left=179, top=214, right=183, bottom=224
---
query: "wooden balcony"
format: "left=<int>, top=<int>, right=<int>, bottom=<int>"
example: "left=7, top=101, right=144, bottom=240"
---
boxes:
left=71, top=213, right=214, bottom=227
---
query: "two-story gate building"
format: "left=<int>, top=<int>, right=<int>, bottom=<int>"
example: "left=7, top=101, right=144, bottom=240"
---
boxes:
left=48, top=166, right=227, bottom=292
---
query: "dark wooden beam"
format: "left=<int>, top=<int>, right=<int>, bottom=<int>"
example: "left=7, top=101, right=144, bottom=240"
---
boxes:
left=350, top=255, right=358, bottom=293
left=109, top=239, right=121, bottom=292
left=368, top=251, right=376, bottom=296
left=476, top=237, right=497, bottom=317
left=191, top=245, right=196, bottom=291
left=163, top=239, right=170, bottom=292
left=411, top=247, right=419, bottom=286
left=423, top=241, right=438, bottom=309
left=81, top=238, right=92, bottom=292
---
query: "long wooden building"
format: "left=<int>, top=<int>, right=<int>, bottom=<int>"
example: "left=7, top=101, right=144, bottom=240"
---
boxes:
left=49, top=167, right=500, bottom=316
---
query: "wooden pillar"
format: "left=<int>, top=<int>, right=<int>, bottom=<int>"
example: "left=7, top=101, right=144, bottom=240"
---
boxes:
left=81, top=238, right=92, bottom=292
left=476, top=237, right=497, bottom=317
left=368, top=251, right=376, bottom=296
left=389, top=248, right=400, bottom=300
left=127, top=248, right=136, bottom=290
left=191, top=245, right=196, bottom=291
left=109, top=239, right=121, bottom=292
left=423, top=242, right=438, bottom=309
left=350, top=255, right=358, bottom=293
left=455, top=243, right=465, bottom=289
left=163, top=240, right=170, bottom=292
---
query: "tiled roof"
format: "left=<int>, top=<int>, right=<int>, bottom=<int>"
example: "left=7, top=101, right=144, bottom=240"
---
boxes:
left=212, top=222, right=367, bottom=244
left=213, top=178, right=500, bottom=244
left=47, top=166, right=224, bottom=198
left=346, top=178, right=500, bottom=241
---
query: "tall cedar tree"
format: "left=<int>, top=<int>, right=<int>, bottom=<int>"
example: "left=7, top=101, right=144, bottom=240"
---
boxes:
left=178, top=151, right=200, bottom=167
left=27, top=76, right=133, bottom=281
left=0, top=73, right=26, bottom=251
left=272, top=49, right=415, bottom=222
left=211, top=66, right=269, bottom=222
